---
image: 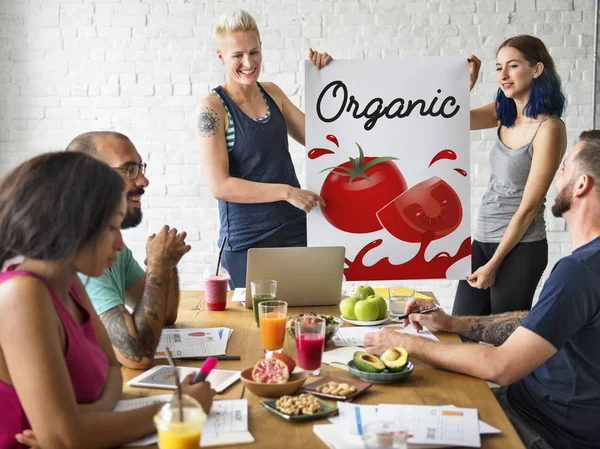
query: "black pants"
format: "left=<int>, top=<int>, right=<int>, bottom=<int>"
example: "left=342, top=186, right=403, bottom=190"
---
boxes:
left=221, top=231, right=306, bottom=289
left=452, top=239, right=548, bottom=316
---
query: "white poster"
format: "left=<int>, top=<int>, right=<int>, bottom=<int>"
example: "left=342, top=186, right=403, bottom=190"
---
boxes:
left=306, top=57, right=471, bottom=281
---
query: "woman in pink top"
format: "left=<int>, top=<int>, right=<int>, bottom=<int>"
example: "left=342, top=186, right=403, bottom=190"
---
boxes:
left=0, top=152, right=214, bottom=449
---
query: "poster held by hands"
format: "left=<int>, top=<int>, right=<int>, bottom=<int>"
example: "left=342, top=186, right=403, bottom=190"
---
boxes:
left=305, top=57, right=471, bottom=281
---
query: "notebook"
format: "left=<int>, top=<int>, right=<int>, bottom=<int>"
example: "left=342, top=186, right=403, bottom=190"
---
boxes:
left=244, top=246, right=345, bottom=308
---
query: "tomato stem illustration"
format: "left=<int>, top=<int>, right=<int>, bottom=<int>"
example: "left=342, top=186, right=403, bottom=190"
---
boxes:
left=320, top=143, right=398, bottom=183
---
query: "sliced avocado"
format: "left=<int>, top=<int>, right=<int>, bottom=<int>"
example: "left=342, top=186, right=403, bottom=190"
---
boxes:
left=352, top=351, right=385, bottom=373
left=380, top=347, right=409, bottom=372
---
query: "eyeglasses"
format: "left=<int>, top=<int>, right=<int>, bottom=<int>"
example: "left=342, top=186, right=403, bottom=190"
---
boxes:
left=114, top=162, right=147, bottom=180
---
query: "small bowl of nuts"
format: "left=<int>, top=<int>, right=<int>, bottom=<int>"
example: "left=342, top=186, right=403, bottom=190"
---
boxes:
left=260, top=393, right=338, bottom=421
left=299, top=376, right=372, bottom=401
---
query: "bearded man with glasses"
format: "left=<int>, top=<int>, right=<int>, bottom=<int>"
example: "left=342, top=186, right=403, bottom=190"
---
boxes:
left=66, top=131, right=191, bottom=369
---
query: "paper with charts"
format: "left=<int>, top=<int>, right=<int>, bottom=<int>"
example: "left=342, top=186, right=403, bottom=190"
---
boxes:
left=315, top=403, right=498, bottom=448
left=154, top=327, right=233, bottom=359
left=332, top=402, right=483, bottom=447
left=331, top=324, right=439, bottom=347
left=305, top=57, right=471, bottom=281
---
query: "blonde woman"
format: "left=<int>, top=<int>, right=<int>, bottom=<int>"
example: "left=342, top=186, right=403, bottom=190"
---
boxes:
left=196, top=10, right=330, bottom=288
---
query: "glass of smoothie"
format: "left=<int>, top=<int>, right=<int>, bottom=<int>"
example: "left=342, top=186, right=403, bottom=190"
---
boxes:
left=153, top=394, right=206, bottom=449
left=203, top=267, right=230, bottom=311
left=258, top=300, right=287, bottom=352
left=250, top=279, right=277, bottom=327
left=295, top=315, right=326, bottom=375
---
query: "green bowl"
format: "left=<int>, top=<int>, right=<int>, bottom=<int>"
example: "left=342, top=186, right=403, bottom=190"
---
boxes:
left=261, top=395, right=338, bottom=421
left=286, top=314, right=342, bottom=344
left=347, top=360, right=414, bottom=384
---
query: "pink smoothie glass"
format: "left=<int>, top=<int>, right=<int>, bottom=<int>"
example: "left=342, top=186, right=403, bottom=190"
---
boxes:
left=295, top=315, right=326, bottom=375
left=203, top=267, right=230, bottom=311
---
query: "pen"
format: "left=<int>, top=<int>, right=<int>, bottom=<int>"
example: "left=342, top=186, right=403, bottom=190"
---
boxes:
left=191, top=357, right=218, bottom=384
left=180, top=355, right=241, bottom=361
left=392, top=305, right=441, bottom=321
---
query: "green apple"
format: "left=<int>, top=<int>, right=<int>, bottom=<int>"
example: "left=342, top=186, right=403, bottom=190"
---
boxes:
left=354, top=299, right=379, bottom=321
left=366, top=295, right=388, bottom=320
left=355, top=285, right=375, bottom=301
left=340, top=296, right=360, bottom=320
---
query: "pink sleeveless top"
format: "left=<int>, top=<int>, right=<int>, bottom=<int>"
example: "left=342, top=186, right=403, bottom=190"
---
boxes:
left=0, top=271, right=109, bottom=449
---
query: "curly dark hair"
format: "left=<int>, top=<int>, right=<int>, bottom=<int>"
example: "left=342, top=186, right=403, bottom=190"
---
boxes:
left=0, top=152, right=124, bottom=267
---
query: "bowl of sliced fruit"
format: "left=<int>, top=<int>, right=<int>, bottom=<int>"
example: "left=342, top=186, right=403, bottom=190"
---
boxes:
left=240, top=352, right=308, bottom=398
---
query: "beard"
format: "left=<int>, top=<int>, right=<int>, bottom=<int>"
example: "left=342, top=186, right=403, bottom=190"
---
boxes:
left=551, top=181, right=573, bottom=218
left=121, top=208, right=142, bottom=229
left=121, top=188, right=144, bottom=229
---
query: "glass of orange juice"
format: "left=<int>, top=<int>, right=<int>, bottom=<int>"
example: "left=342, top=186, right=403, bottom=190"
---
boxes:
left=153, top=394, right=206, bottom=449
left=258, top=300, right=288, bottom=352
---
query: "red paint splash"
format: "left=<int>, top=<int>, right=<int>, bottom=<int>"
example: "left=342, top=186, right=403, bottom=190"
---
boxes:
left=429, top=149, right=457, bottom=167
left=308, top=148, right=336, bottom=159
left=326, top=134, right=339, bottom=147
left=454, top=168, right=467, bottom=176
left=344, top=234, right=471, bottom=281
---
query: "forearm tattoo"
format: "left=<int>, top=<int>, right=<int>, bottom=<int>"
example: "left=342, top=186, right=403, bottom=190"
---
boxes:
left=465, top=311, right=528, bottom=346
left=99, top=271, right=165, bottom=363
left=196, top=106, right=220, bottom=137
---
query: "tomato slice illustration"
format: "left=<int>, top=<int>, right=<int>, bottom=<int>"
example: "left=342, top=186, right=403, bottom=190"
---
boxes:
left=320, top=143, right=407, bottom=234
left=376, top=176, right=462, bottom=243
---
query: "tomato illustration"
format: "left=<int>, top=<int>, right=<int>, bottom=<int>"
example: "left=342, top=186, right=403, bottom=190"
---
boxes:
left=320, top=143, right=407, bottom=234
left=376, top=176, right=462, bottom=242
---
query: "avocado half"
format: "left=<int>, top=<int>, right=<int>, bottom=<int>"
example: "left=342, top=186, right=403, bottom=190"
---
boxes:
left=380, top=347, right=409, bottom=372
left=352, top=351, right=385, bottom=373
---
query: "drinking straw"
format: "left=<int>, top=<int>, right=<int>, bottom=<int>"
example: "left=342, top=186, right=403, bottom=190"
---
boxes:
left=215, top=236, right=227, bottom=276
left=164, top=347, right=184, bottom=422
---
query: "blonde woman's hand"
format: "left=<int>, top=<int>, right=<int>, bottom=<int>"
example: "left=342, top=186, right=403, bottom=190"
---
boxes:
left=286, top=187, right=326, bottom=213
left=309, top=48, right=333, bottom=70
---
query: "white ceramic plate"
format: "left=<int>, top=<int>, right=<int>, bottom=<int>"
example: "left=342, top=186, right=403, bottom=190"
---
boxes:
left=339, top=314, right=390, bottom=326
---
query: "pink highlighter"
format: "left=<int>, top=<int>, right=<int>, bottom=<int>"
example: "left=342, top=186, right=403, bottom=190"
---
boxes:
left=191, top=357, right=218, bottom=384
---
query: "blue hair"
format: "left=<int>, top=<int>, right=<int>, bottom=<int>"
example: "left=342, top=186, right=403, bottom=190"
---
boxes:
left=495, top=71, right=566, bottom=128
left=494, top=35, right=566, bottom=128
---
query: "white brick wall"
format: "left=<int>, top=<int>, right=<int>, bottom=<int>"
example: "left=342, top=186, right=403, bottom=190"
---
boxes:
left=1, top=0, right=598, bottom=311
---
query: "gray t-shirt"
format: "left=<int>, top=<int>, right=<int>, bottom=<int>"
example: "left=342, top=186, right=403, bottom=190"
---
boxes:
left=474, top=121, right=551, bottom=243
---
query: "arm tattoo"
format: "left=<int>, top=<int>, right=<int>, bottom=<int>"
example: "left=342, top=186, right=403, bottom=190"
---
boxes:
left=465, top=311, right=528, bottom=346
left=196, top=106, right=220, bottom=137
left=100, top=308, right=156, bottom=363
left=99, top=270, right=166, bottom=363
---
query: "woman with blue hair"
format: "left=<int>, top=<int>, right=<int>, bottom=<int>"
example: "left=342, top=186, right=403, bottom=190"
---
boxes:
left=454, top=35, right=567, bottom=316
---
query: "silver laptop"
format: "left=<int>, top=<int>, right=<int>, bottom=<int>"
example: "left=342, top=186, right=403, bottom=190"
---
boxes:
left=244, top=246, right=345, bottom=308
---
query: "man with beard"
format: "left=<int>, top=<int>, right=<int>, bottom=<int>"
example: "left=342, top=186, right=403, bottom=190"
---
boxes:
left=67, top=132, right=191, bottom=369
left=365, top=130, right=600, bottom=449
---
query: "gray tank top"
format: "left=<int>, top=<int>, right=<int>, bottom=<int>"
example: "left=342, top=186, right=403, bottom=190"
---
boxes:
left=474, top=118, right=555, bottom=243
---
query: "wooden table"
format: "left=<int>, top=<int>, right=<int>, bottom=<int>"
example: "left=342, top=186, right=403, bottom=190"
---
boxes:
left=121, top=291, right=524, bottom=449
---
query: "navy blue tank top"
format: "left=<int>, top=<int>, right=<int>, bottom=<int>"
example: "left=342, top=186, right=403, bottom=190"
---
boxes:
left=213, top=83, right=306, bottom=251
